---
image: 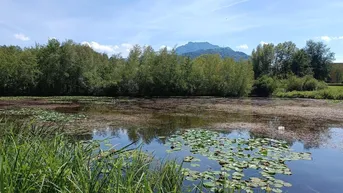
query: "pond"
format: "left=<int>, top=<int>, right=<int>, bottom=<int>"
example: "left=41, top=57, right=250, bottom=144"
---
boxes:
left=86, top=121, right=343, bottom=193
left=1, top=97, right=343, bottom=192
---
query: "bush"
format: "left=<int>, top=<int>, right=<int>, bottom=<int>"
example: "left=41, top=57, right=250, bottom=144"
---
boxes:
left=317, top=81, right=328, bottom=90
left=274, top=86, right=343, bottom=100
left=286, top=76, right=304, bottom=91
left=303, top=76, right=318, bottom=91
left=252, top=75, right=277, bottom=96
left=285, top=76, right=327, bottom=92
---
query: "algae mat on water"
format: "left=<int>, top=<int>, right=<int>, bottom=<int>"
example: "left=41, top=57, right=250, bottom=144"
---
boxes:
left=0, top=108, right=86, bottom=123
left=166, top=129, right=312, bottom=193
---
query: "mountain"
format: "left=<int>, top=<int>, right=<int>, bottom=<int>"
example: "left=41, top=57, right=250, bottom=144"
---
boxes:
left=175, top=42, right=249, bottom=61
left=175, top=42, right=220, bottom=54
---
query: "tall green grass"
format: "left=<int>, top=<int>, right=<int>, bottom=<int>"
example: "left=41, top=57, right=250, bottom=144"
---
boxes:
left=274, top=86, right=343, bottom=100
left=0, top=121, right=184, bottom=193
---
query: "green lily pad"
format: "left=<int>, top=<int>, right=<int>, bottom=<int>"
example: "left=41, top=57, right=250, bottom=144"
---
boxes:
left=164, top=129, right=312, bottom=192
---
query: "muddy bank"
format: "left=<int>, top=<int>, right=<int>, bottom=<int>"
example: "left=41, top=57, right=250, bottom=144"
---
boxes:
left=1, top=97, right=343, bottom=125
left=118, top=97, right=343, bottom=122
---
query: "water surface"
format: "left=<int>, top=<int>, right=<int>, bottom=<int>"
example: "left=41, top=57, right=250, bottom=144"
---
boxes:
left=89, top=121, right=343, bottom=193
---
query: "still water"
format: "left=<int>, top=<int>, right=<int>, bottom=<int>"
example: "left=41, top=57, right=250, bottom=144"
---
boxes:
left=89, top=120, right=343, bottom=193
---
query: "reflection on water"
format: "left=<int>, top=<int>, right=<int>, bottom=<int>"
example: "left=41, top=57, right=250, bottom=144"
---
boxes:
left=91, top=125, right=343, bottom=193
left=88, top=112, right=343, bottom=150
left=87, top=110, right=343, bottom=193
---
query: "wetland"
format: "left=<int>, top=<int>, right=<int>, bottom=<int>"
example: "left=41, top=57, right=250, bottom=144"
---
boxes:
left=1, top=97, right=343, bottom=193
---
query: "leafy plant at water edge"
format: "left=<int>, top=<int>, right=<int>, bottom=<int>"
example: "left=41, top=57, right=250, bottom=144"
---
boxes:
left=165, top=129, right=312, bottom=193
left=0, top=121, right=184, bottom=193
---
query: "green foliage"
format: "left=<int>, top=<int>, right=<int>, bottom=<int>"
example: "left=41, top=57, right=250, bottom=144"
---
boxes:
left=291, top=49, right=312, bottom=77
left=251, top=44, right=275, bottom=78
left=285, top=76, right=327, bottom=92
left=275, top=86, right=343, bottom=100
left=251, top=40, right=334, bottom=81
left=253, top=75, right=277, bottom=96
left=1, top=38, right=336, bottom=97
left=286, top=76, right=304, bottom=91
left=0, top=46, right=40, bottom=95
left=166, top=129, right=311, bottom=193
left=303, top=77, right=318, bottom=91
left=304, top=40, right=335, bottom=81
left=273, top=41, right=298, bottom=78
left=0, top=122, right=184, bottom=193
left=0, top=39, right=254, bottom=97
left=252, top=75, right=328, bottom=97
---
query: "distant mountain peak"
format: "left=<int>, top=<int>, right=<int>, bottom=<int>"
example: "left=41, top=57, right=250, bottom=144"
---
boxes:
left=175, top=42, right=249, bottom=61
left=176, top=42, right=220, bottom=55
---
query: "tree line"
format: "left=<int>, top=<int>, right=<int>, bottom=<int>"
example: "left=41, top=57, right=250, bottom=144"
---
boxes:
left=252, top=40, right=335, bottom=80
left=0, top=39, right=335, bottom=97
left=0, top=39, right=253, bottom=96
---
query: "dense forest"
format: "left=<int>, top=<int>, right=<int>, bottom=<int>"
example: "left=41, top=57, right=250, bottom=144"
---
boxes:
left=0, top=39, right=253, bottom=96
left=0, top=39, right=336, bottom=97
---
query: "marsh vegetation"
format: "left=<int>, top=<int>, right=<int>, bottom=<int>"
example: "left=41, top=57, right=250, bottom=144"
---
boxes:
left=1, top=97, right=343, bottom=192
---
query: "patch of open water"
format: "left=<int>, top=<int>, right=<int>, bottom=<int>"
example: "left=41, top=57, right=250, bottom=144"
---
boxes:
left=90, top=124, right=343, bottom=193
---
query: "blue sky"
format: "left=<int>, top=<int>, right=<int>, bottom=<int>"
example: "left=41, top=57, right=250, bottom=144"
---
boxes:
left=1, top=0, right=342, bottom=61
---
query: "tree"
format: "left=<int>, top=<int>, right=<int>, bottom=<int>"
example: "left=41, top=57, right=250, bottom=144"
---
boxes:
left=291, top=49, right=312, bottom=77
left=0, top=46, right=39, bottom=95
left=179, top=56, right=193, bottom=95
left=120, top=45, right=141, bottom=95
left=0, top=39, right=264, bottom=97
left=136, top=46, right=155, bottom=95
left=251, top=44, right=275, bottom=79
left=304, top=40, right=335, bottom=81
left=273, top=41, right=297, bottom=78
left=36, top=39, right=63, bottom=95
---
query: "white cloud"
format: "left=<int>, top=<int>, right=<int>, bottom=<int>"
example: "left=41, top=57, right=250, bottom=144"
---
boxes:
left=320, top=36, right=331, bottom=42
left=160, top=45, right=172, bottom=50
left=317, top=36, right=343, bottom=42
left=14, top=33, right=30, bottom=41
left=81, top=41, right=133, bottom=57
left=260, top=41, right=269, bottom=45
left=82, top=41, right=116, bottom=53
left=121, top=43, right=134, bottom=52
left=236, top=44, right=248, bottom=50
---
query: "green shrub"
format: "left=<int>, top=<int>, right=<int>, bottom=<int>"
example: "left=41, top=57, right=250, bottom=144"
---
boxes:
left=301, top=76, right=327, bottom=91
left=274, top=86, right=343, bottom=100
left=317, top=81, right=328, bottom=90
left=284, top=76, right=327, bottom=92
left=286, top=76, right=304, bottom=91
left=252, top=75, right=277, bottom=96
left=303, top=76, right=318, bottom=91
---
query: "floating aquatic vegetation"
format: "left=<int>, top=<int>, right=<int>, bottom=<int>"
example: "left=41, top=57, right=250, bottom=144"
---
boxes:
left=0, top=108, right=86, bottom=123
left=165, top=129, right=312, bottom=192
